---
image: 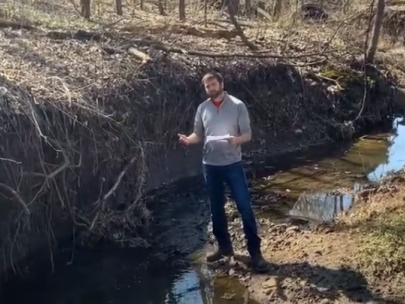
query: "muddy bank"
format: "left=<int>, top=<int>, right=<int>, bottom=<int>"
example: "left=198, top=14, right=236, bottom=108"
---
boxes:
left=0, top=51, right=402, bottom=277
left=208, top=147, right=405, bottom=303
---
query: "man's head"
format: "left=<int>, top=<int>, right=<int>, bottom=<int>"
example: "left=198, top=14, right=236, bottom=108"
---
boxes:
left=202, top=72, right=224, bottom=100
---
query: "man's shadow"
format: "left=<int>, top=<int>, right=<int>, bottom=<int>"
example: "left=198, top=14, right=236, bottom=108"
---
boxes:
left=209, top=254, right=399, bottom=303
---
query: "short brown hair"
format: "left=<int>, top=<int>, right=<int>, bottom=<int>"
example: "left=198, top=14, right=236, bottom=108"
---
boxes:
left=202, top=71, right=224, bottom=85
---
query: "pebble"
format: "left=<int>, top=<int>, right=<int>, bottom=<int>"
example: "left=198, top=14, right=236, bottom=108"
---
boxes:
left=262, top=276, right=278, bottom=289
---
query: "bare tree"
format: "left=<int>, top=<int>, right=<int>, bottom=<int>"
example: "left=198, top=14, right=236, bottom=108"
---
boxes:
left=244, top=0, right=251, bottom=15
left=272, top=0, right=282, bottom=19
left=223, top=0, right=239, bottom=14
left=179, top=0, right=186, bottom=21
left=204, top=0, right=208, bottom=26
left=80, top=0, right=91, bottom=19
left=226, top=0, right=257, bottom=50
left=343, top=0, right=350, bottom=14
left=116, top=0, right=123, bottom=15
left=366, top=0, right=385, bottom=63
left=158, top=0, right=166, bottom=15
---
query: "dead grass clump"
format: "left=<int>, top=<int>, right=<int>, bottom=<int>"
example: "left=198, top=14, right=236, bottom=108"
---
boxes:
left=336, top=169, right=405, bottom=277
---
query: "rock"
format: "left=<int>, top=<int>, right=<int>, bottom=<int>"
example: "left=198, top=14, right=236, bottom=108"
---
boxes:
left=264, top=288, right=274, bottom=296
left=228, top=268, right=235, bottom=276
left=262, top=276, right=278, bottom=289
left=221, top=293, right=235, bottom=300
left=286, top=225, right=300, bottom=233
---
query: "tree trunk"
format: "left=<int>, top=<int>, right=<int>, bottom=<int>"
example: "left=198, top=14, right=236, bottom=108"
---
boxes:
left=366, top=0, right=385, bottom=63
left=179, top=0, right=186, bottom=21
left=223, top=0, right=239, bottom=14
left=244, top=0, right=251, bottom=15
left=116, top=0, right=123, bottom=15
left=80, top=0, right=91, bottom=19
left=226, top=0, right=256, bottom=49
left=157, top=0, right=166, bottom=15
left=204, top=0, right=208, bottom=26
left=272, top=0, right=282, bottom=19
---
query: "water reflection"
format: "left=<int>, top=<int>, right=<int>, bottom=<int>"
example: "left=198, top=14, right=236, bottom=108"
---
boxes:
left=1, top=246, right=256, bottom=304
left=368, top=118, right=405, bottom=181
left=286, top=117, right=405, bottom=221
left=168, top=267, right=255, bottom=304
left=1, top=189, right=255, bottom=304
left=289, top=191, right=354, bottom=222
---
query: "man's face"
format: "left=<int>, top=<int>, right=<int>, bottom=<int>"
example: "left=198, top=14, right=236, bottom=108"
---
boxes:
left=204, top=78, right=223, bottom=99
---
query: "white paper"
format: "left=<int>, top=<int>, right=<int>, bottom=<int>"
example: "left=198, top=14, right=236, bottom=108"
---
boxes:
left=206, top=134, right=233, bottom=143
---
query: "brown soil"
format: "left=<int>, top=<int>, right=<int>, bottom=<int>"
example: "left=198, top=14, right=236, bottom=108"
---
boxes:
left=209, top=170, right=405, bottom=303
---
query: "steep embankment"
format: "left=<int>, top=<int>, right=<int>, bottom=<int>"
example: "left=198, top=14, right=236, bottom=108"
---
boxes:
left=0, top=2, right=403, bottom=276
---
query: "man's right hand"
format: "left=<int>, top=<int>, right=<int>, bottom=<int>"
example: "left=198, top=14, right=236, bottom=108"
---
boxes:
left=178, top=134, right=190, bottom=146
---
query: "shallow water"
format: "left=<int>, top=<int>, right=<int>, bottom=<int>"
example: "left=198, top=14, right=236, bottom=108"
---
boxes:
left=1, top=118, right=404, bottom=304
left=286, top=117, right=405, bottom=222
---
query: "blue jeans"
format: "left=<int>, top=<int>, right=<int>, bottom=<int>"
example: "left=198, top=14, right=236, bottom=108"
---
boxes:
left=203, top=161, right=261, bottom=256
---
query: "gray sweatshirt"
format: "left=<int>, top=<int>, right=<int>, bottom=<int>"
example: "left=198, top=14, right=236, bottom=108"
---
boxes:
left=193, top=94, right=252, bottom=166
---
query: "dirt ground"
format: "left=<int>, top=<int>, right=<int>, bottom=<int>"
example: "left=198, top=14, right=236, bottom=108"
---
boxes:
left=208, top=170, right=405, bottom=304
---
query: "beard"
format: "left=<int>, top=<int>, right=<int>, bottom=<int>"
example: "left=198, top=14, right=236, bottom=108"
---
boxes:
left=207, top=89, right=223, bottom=99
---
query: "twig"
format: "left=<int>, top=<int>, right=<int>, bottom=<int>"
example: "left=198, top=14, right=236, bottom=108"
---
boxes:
left=213, top=18, right=255, bottom=27
left=0, top=18, right=36, bottom=30
left=309, top=73, right=343, bottom=90
left=153, top=43, right=325, bottom=59
left=320, top=9, right=369, bottom=55
left=0, top=158, right=22, bottom=165
left=128, top=144, right=147, bottom=212
left=0, top=183, right=30, bottom=215
left=354, top=0, right=375, bottom=122
left=101, top=154, right=138, bottom=210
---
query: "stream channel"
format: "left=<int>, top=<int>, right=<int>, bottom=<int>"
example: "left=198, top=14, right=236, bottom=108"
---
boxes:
left=1, top=117, right=404, bottom=304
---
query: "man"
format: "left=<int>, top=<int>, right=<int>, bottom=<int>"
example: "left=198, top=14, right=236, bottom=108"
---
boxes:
left=178, top=71, right=268, bottom=273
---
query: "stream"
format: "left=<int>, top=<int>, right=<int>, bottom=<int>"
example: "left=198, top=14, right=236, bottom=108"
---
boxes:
left=1, top=117, right=404, bottom=304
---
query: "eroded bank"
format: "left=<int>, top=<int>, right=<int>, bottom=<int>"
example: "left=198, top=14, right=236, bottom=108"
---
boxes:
left=1, top=117, right=404, bottom=304
left=0, top=58, right=402, bottom=278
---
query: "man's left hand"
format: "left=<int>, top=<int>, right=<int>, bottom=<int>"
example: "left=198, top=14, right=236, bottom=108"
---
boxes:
left=226, top=136, right=240, bottom=146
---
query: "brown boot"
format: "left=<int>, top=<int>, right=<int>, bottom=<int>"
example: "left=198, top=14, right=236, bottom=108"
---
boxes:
left=206, top=247, right=234, bottom=263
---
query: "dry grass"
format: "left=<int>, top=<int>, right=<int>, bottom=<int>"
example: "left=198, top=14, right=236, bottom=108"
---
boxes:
left=0, top=0, right=394, bottom=105
left=252, top=169, right=405, bottom=301
left=0, top=0, right=404, bottom=107
left=336, top=169, right=405, bottom=277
